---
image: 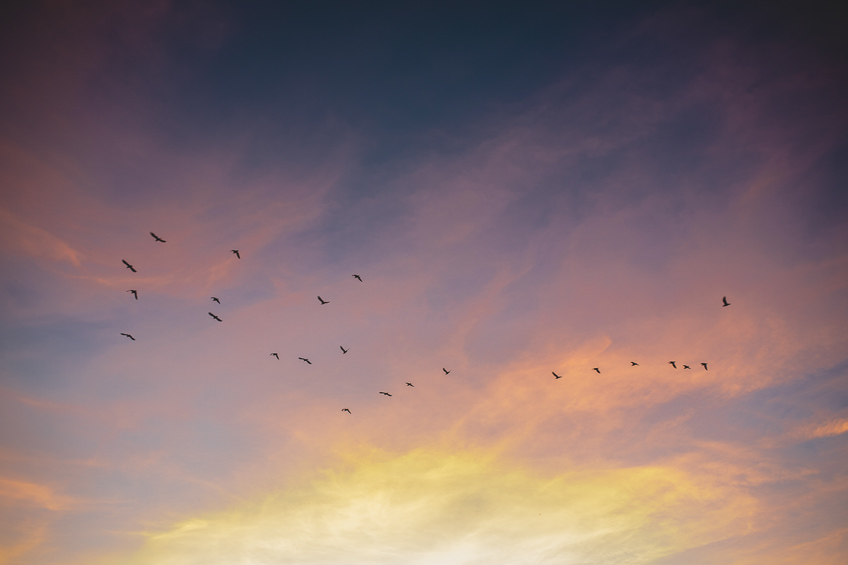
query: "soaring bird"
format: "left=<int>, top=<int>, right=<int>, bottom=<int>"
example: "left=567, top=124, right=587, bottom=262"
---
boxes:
left=120, top=333, right=135, bottom=341
left=211, top=297, right=221, bottom=304
left=208, top=312, right=222, bottom=322
left=442, top=368, right=450, bottom=375
left=669, top=361, right=677, bottom=369
left=122, top=260, right=136, bottom=272
left=150, top=232, right=166, bottom=243
left=352, top=274, right=363, bottom=282
left=683, top=365, right=691, bottom=369
left=231, top=250, right=240, bottom=259
left=722, top=296, right=730, bottom=307
left=298, top=357, right=312, bottom=364
left=701, top=362, right=708, bottom=370
left=630, top=361, right=639, bottom=366
left=552, top=371, right=562, bottom=379
left=593, top=367, right=601, bottom=374
left=317, top=296, right=329, bottom=305
left=379, top=392, right=392, bottom=396
left=127, top=289, right=138, bottom=300
left=342, top=408, right=351, bottom=414
left=340, top=346, right=348, bottom=354
left=271, top=353, right=279, bottom=360
left=406, top=382, right=415, bottom=387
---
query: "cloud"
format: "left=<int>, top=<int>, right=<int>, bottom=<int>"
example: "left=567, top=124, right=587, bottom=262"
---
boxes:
left=118, top=447, right=754, bottom=565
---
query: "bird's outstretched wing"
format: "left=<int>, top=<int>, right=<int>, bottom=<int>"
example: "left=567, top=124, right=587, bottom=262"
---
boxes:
left=722, top=296, right=730, bottom=307
left=318, top=296, right=329, bottom=305
left=211, top=297, right=220, bottom=304
left=342, top=408, right=351, bottom=414
left=208, top=312, right=222, bottom=322
left=122, top=260, right=136, bottom=272
left=231, top=250, right=240, bottom=259
left=379, top=392, right=392, bottom=396
left=669, top=361, right=676, bottom=369
left=120, top=333, right=135, bottom=341
left=352, top=274, right=362, bottom=282
left=552, top=372, right=561, bottom=379
left=593, top=368, right=601, bottom=374
left=150, top=232, right=166, bottom=242
left=406, top=382, right=414, bottom=387
left=442, top=368, right=450, bottom=375
left=340, top=346, right=348, bottom=354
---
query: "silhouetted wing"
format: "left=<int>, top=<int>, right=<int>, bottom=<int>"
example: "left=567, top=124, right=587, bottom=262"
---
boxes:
left=342, top=408, right=351, bottom=413
left=231, top=250, right=240, bottom=259
left=122, top=260, right=136, bottom=272
left=406, top=382, right=414, bottom=387
left=211, top=297, right=220, bottom=303
left=150, top=232, right=166, bottom=242
left=552, top=372, right=561, bottom=379
left=120, top=333, right=135, bottom=341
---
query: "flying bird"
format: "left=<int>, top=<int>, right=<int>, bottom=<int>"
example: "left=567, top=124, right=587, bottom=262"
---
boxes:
left=120, top=333, right=135, bottom=341
left=340, top=346, right=348, bottom=354
left=271, top=353, right=279, bottom=360
left=122, top=260, right=136, bottom=273
left=127, top=289, right=138, bottom=300
left=352, top=274, right=362, bottom=282
left=631, top=361, right=639, bottom=366
left=701, top=362, right=709, bottom=370
left=342, top=408, right=351, bottom=414
left=211, top=297, right=220, bottom=304
left=298, top=357, right=312, bottom=364
left=406, top=382, right=414, bottom=387
left=442, top=368, right=450, bottom=375
left=149, top=232, right=166, bottom=243
left=722, top=296, right=730, bottom=307
left=379, top=392, right=392, bottom=396
left=593, top=368, right=601, bottom=374
left=669, top=361, right=677, bottom=369
left=317, top=296, right=329, bottom=305
left=208, top=312, right=222, bottom=322
left=552, top=372, right=562, bottom=379
left=231, top=250, right=240, bottom=259
left=683, top=365, right=691, bottom=369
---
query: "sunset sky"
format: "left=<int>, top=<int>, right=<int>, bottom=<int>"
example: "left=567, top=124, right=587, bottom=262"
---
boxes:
left=1, top=1, right=847, bottom=563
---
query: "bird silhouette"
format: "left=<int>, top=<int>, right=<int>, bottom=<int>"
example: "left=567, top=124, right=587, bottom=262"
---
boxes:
left=298, top=357, right=312, bottom=364
left=231, top=249, right=240, bottom=259
left=631, top=361, right=639, bottom=366
left=552, top=371, right=562, bottom=379
left=340, top=346, right=348, bottom=354
left=593, top=368, right=601, bottom=374
left=701, top=362, right=708, bottom=370
left=318, top=296, right=329, bottom=305
left=722, top=296, right=730, bottom=307
left=211, top=297, right=220, bottom=304
left=342, top=408, right=351, bottom=414
left=406, top=382, right=414, bottom=387
left=150, top=232, right=166, bottom=243
left=352, top=274, right=362, bottom=282
left=669, top=361, right=677, bottom=369
left=683, top=365, right=691, bottom=369
left=122, top=260, right=136, bottom=272
left=208, top=312, right=222, bottom=322
left=443, top=368, right=450, bottom=375
left=127, top=289, right=138, bottom=300
left=120, top=333, right=135, bottom=341
left=271, top=353, right=279, bottom=360
left=379, top=392, right=392, bottom=396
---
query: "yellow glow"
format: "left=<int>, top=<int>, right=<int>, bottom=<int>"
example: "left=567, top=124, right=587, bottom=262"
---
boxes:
left=118, top=447, right=755, bottom=565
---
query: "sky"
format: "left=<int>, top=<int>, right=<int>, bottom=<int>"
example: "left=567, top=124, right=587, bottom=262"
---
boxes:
left=0, top=1, right=847, bottom=563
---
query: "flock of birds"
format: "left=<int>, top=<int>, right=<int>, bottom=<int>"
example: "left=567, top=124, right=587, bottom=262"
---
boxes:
left=119, top=231, right=731, bottom=414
